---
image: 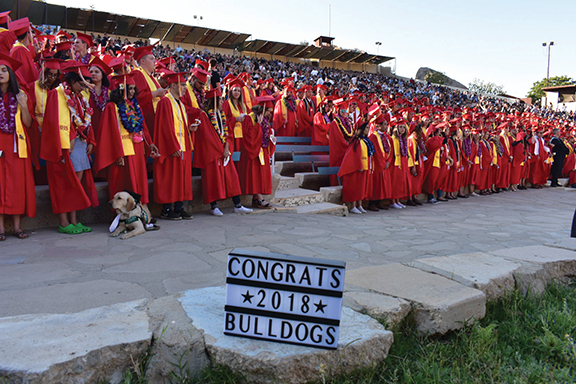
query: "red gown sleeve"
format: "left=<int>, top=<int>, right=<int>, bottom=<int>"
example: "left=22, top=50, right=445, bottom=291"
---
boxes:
left=154, top=97, right=181, bottom=164
left=337, top=140, right=363, bottom=177
left=94, top=103, right=124, bottom=173
left=40, top=89, right=64, bottom=163
left=192, top=111, right=224, bottom=169
left=241, top=115, right=262, bottom=160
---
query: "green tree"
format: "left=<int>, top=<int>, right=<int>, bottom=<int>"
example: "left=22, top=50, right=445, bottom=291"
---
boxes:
left=468, top=78, right=506, bottom=96
left=527, top=75, right=575, bottom=103
left=424, top=70, right=449, bottom=85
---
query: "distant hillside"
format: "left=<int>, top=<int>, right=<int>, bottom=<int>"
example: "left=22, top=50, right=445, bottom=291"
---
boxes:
left=415, top=67, right=468, bottom=90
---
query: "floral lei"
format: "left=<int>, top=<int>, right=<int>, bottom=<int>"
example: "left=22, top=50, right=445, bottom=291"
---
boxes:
left=463, top=137, right=472, bottom=157
left=208, top=109, right=228, bottom=143
left=398, top=135, right=408, bottom=157
left=261, top=116, right=271, bottom=148
left=62, top=83, right=93, bottom=140
left=377, top=130, right=390, bottom=153
left=490, top=136, right=504, bottom=156
left=118, top=98, right=144, bottom=134
left=283, top=93, right=296, bottom=112
left=417, top=136, right=426, bottom=155
left=75, top=52, right=92, bottom=65
left=90, top=86, right=109, bottom=111
left=361, top=135, right=375, bottom=157
left=193, top=87, right=205, bottom=109
left=334, top=115, right=354, bottom=141
left=0, top=92, right=18, bottom=134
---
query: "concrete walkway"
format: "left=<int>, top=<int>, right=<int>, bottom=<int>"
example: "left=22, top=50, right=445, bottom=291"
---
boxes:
left=1, top=187, right=573, bottom=319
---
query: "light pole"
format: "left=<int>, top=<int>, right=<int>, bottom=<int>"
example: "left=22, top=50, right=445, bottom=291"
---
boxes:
left=194, top=15, right=203, bottom=27
left=542, top=41, right=554, bottom=87
left=375, top=41, right=382, bottom=55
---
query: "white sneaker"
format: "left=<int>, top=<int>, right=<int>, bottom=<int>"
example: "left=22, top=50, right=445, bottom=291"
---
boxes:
left=390, top=203, right=401, bottom=209
left=350, top=207, right=362, bottom=214
left=358, top=206, right=367, bottom=213
left=234, top=206, right=253, bottom=214
left=398, top=202, right=406, bottom=208
left=211, top=207, right=224, bottom=216
left=471, top=192, right=479, bottom=197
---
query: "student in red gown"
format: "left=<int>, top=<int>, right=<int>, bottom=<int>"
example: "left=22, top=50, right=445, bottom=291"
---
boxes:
left=0, top=54, right=36, bottom=240
left=40, top=61, right=99, bottom=234
left=407, top=123, right=425, bottom=206
left=273, top=85, right=298, bottom=136
left=367, top=115, right=392, bottom=211
left=8, top=18, right=38, bottom=94
left=477, top=130, right=494, bottom=195
left=338, top=122, right=374, bottom=214
left=88, top=56, right=112, bottom=140
left=423, top=123, right=447, bottom=204
left=238, top=95, right=276, bottom=209
left=94, top=73, right=159, bottom=207
left=296, top=85, right=314, bottom=137
left=193, top=88, right=253, bottom=216
left=222, top=78, right=247, bottom=153
left=389, top=119, right=412, bottom=209
left=312, top=98, right=332, bottom=146
left=153, top=72, right=195, bottom=220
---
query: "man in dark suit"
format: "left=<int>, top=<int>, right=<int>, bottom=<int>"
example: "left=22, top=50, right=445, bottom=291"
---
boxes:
left=550, top=128, right=569, bottom=187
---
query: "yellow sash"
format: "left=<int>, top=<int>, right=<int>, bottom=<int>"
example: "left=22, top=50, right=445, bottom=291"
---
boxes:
left=500, top=132, right=510, bottom=152
left=491, top=142, right=498, bottom=165
left=14, top=104, right=27, bottom=158
left=360, top=139, right=368, bottom=170
left=433, top=149, right=441, bottom=168
left=228, top=99, right=244, bottom=139
left=56, top=86, right=71, bottom=150
left=392, top=136, right=403, bottom=167
left=112, top=104, right=135, bottom=156
left=34, top=81, right=47, bottom=128
left=185, top=83, right=200, bottom=108
left=280, top=97, right=287, bottom=121
left=135, top=67, right=161, bottom=112
left=409, top=136, right=418, bottom=166
left=167, top=94, right=190, bottom=152
left=13, top=40, right=27, bottom=50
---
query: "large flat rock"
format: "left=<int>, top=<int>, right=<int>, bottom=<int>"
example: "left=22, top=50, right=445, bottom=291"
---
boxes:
left=410, top=253, right=522, bottom=300
left=178, top=286, right=393, bottom=384
left=343, top=290, right=411, bottom=329
left=546, top=238, right=576, bottom=252
left=0, top=300, right=152, bottom=383
left=346, top=264, right=486, bottom=335
left=490, top=245, right=576, bottom=279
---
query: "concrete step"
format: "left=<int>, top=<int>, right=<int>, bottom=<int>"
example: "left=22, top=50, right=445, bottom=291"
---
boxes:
left=274, top=161, right=328, bottom=177
left=273, top=188, right=325, bottom=207
left=277, top=176, right=301, bottom=191
left=294, top=172, right=330, bottom=191
left=320, top=185, right=343, bottom=203
left=295, top=202, right=348, bottom=216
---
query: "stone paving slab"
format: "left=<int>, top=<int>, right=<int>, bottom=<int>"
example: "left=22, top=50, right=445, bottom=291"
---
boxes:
left=409, top=252, right=523, bottom=300
left=490, top=245, right=576, bottom=279
left=0, top=300, right=151, bottom=383
left=178, top=287, right=393, bottom=384
left=346, top=263, right=486, bottom=335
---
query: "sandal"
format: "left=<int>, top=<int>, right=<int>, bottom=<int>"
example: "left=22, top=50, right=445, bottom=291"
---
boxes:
left=59, top=224, right=83, bottom=234
left=75, top=223, right=92, bottom=233
left=0, top=233, right=5, bottom=241
left=13, top=231, right=29, bottom=239
left=252, top=199, right=273, bottom=209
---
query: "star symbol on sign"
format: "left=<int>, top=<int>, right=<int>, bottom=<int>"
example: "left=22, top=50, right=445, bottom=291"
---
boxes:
left=241, top=290, right=254, bottom=304
left=314, top=300, right=327, bottom=313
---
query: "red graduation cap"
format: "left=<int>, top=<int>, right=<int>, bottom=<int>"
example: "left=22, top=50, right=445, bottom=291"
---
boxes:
left=222, top=73, right=236, bottom=85
left=56, top=29, right=72, bottom=40
left=0, top=52, right=22, bottom=71
left=133, top=45, right=154, bottom=62
left=192, top=68, right=209, bottom=83
left=40, top=58, right=62, bottom=70
left=256, top=95, right=275, bottom=109
left=8, top=17, right=30, bottom=37
left=89, top=56, right=112, bottom=76
left=158, top=56, right=176, bottom=67
left=61, top=60, right=91, bottom=77
left=76, top=32, right=93, bottom=47
left=205, top=87, right=222, bottom=99
left=110, top=72, right=136, bottom=89
left=0, top=11, right=11, bottom=25
left=165, top=72, right=187, bottom=86
left=54, top=41, right=73, bottom=52
left=108, top=56, right=126, bottom=69
left=228, top=79, right=245, bottom=89
left=195, top=59, right=208, bottom=70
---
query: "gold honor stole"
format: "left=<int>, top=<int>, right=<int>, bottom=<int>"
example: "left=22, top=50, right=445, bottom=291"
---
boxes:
left=280, top=96, right=288, bottom=121
left=34, top=82, right=47, bottom=128
left=56, top=86, right=72, bottom=150
left=500, top=133, right=510, bottom=152
left=491, top=142, right=498, bottom=165
left=14, top=104, right=27, bottom=158
left=410, top=136, right=419, bottom=166
left=167, top=94, right=191, bottom=152
left=112, top=104, right=135, bottom=156
left=360, top=139, right=369, bottom=170
left=185, top=83, right=200, bottom=109
left=228, top=100, right=244, bottom=139
left=393, top=136, right=413, bottom=167
left=243, top=87, right=253, bottom=109
left=250, top=113, right=265, bottom=165
left=135, top=67, right=161, bottom=112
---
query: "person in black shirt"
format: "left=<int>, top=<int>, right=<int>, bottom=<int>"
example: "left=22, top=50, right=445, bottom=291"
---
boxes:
left=549, top=128, right=569, bottom=187
left=209, top=58, right=221, bottom=90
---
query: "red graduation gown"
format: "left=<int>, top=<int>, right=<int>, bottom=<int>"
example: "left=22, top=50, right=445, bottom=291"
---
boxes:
left=312, top=112, right=330, bottom=146
left=153, top=95, right=193, bottom=204
left=296, top=98, right=314, bottom=137
left=94, top=102, right=153, bottom=203
left=0, top=95, right=36, bottom=217
left=40, top=88, right=99, bottom=214
left=368, top=131, right=391, bottom=200
left=10, top=43, right=38, bottom=94
left=133, top=69, right=161, bottom=139
left=238, top=114, right=275, bottom=195
left=422, top=136, right=443, bottom=194
left=273, top=98, right=297, bottom=136
left=338, top=138, right=371, bottom=203
left=193, top=111, right=242, bottom=204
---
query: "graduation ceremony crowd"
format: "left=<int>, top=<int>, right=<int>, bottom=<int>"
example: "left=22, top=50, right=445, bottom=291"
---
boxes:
left=1, top=12, right=575, bottom=240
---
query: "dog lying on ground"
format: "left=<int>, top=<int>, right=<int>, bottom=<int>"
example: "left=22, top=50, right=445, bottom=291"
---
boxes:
left=109, top=191, right=158, bottom=239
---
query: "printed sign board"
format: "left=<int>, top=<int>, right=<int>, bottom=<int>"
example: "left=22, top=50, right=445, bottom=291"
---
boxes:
left=224, top=249, right=346, bottom=349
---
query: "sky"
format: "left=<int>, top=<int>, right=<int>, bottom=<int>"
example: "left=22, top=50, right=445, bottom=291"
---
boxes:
left=49, top=0, right=576, bottom=98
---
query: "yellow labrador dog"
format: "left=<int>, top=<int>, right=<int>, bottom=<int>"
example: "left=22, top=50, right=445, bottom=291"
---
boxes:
left=109, top=191, right=155, bottom=240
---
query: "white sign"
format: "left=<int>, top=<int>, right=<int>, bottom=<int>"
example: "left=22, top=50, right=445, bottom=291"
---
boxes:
left=224, top=249, right=346, bottom=349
